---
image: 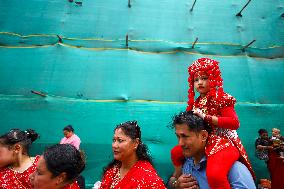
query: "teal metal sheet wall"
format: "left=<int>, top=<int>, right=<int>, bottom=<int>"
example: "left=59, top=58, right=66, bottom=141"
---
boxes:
left=0, top=0, right=283, bottom=187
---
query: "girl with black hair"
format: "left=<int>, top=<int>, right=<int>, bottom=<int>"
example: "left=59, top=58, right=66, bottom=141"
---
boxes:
left=99, top=121, right=166, bottom=189
left=0, top=129, right=39, bottom=189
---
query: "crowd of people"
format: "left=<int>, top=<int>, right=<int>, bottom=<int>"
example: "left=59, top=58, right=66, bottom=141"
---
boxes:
left=0, top=128, right=84, bottom=189
left=0, top=57, right=281, bottom=189
left=255, top=128, right=284, bottom=189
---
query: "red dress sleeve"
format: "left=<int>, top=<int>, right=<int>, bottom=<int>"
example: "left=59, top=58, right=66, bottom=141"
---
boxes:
left=170, top=145, right=184, bottom=167
left=217, top=106, right=240, bottom=130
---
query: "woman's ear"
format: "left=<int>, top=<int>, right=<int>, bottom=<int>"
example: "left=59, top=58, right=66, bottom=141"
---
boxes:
left=56, top=172, right=67, bottom=185
left=13, top=144, right=21, bottom=153
left=133, top=138, right=139, bottom=149
left=200, top=130, right=208, bottom=142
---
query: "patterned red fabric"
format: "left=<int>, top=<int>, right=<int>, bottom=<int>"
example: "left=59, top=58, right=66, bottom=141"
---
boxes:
left=207, top=145, right=239, bottom=189
left=267, top=151, right=284, bottom=189
left=63, top=181, right=80, bottom=189
left=100, top=160, right=166, bottom=189
left=0, top=155, right=40, bottom=189
left=193, top=93, right=255, bottom=179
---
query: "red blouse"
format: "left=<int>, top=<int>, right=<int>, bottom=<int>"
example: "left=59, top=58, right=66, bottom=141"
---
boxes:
left=63, top=181, right=80, bottom=189
left=100, top=160, right=166, bottom=189
left=0, top=155, right=40, bottom=189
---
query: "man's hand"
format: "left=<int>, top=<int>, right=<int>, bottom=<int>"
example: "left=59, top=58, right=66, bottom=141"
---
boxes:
left=176, top=174, right=199, bottom=189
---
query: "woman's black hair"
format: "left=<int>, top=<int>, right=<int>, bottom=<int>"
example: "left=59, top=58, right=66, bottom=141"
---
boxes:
left=0, top=129, right=39, bottom=155
left=43, top=144, right=85, bottom=182
left=102, top=121, right=152, bottom=176
left=63, top=125, right=74, bottom=132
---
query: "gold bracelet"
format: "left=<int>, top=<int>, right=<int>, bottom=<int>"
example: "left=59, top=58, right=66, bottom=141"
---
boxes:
left=170, top=176, right=178, bottom=186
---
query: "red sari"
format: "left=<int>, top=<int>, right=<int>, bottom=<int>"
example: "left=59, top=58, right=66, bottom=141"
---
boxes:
left=63, top=181, right=80, bottom=189
left=100, top=161, right=166, bottom=189
left=267, top=151, right=284, bottom=189
left=0, top=155, right=40, bottom=189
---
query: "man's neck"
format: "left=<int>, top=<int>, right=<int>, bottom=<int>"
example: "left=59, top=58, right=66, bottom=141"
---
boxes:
left=193, top=151, right=205, bottom=165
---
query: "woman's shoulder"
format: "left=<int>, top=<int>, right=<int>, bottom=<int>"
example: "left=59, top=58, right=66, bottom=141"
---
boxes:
left=135, top=161, right=155, bottom=171
left=0, top=166, right=9, bottom=173
left=0, top=168, right=17, bottom=187
left=0, top=167, right=12, bottom=181
left=134, top=161, right=165, bottom=185
left=29, top=155, right=41, bottom=169
left=33, top=155, right=41, bottom=163
left=102, top=163, right=119, bottom=178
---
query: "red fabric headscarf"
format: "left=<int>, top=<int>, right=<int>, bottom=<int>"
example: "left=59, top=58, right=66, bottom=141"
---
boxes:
left=187, top=58, right=224, bottom=111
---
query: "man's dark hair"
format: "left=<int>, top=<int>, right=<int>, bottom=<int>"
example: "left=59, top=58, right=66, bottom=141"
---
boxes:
left=258, top=129, right=268, bottom=136
left=63, top=125, right=74, bottom=132
left=44, top=144, right=85, bottom=181
left=171, top=111, right=212, bottom=134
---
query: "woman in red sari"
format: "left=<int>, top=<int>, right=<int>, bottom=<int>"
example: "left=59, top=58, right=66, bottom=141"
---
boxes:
left=0, top=129, right=40, bottom=189
left=30, top=144, right=85, bottom=189
left=171, top=58, right=255, bottom=189
left=100, top=121, right=166, bottom=189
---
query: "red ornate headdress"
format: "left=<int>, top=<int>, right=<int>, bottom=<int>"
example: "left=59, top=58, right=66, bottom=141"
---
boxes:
left=186, top=58, right=224, bottom=111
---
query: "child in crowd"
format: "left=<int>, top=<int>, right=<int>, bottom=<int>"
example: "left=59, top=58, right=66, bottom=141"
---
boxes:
left=255, top=129, right=273, bottom=161
left=270, top=128, right=283, bottom=147
left=171, top=58, right=254, bottom=189
left=270, top=128, right=284, bottom=158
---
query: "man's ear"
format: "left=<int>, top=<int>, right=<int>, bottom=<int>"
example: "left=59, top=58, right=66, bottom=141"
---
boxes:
left=56, top=172, right=67, bottom=185
left=200, top=130, right=208, bottom=142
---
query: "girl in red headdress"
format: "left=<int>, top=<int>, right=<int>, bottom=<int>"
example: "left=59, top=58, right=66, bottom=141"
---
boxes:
left=171, top=58, right=255, bottom=189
